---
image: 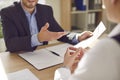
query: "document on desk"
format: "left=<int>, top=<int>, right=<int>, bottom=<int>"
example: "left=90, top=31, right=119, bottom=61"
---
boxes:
left=19, top=49, right=63, bottom=70
left=7, top=69, right=39, bottom=80
left=74, top=21, right=106, bottom=48
left=46, top=43, right=73, bottom=57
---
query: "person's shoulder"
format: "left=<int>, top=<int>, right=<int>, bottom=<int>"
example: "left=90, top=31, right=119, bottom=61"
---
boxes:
left=99, top=38, right=119, bottom=47
left=94, top=38, right=120, bottom=55
left=36, top=4, right=52, bottom=10
left=1, top=2, right=19, bottom=14
left=99, top=38, right=120, bottom=46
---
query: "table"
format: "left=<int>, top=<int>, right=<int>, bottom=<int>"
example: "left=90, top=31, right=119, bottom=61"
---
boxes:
left=0, top=34, right=106, bottom=80
left=0, top=43, right=63, bottom=80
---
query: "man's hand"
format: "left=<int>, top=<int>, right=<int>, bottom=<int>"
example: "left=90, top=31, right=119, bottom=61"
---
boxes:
left=78, top=31, right=93, bottom=41
left=63, top=47, right=84, bottom=73
left=37, top=23, right=66, bottom=42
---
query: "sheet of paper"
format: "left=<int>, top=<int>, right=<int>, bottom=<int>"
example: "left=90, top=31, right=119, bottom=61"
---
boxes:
left=74, top=21, right=106, bottom=48
left=46, top=43, right=73, bottom=57
left=0, top=58, right=8, bottom=80
left=19, top=49, right=63, bottom=70
left=7, top=69, right=39, bottom=80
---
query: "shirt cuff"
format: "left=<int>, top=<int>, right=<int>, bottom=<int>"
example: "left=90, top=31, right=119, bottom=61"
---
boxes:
left=54, top=67, right=71, bottom=80
left=31, top=34, right=43, bottom=47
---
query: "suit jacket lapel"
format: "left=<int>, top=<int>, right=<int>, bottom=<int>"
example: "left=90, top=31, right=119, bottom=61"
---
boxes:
left=15, top=3, right=31, bottom=35
left=35, top=10, right=42, bottom=31
left=35, top=4, right=46, bottom=31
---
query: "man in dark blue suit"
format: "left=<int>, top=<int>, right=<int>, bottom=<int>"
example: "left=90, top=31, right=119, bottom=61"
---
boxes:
left=0, top=0, right=92, bottom=53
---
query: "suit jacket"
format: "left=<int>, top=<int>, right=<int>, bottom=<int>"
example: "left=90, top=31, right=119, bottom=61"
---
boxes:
left=0, top=2, right=79, bottom=52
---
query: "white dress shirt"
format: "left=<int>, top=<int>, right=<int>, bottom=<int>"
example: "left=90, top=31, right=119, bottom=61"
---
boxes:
left=54, top=24, right=120, bottom=80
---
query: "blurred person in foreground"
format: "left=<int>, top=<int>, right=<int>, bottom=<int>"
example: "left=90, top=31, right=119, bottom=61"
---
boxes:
left=54, top=0, right=120, bottom=80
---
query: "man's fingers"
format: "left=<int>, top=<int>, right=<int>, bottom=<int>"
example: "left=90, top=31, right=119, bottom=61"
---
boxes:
left=41, top=22, right=49, bottom=31
left=45, top=22, right=49, bottom=27
left=51, top=32, right=66, bottom=39
left=57, top=32, right=66, bottom=36
left=84, top=31, right=93, bottom=37
left=79, top=31, right=93, bottom=41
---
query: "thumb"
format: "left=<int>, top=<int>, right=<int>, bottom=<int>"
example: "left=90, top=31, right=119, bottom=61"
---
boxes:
left=65, top=48, right=70, bottom=56
left=42, top=22, right=49, bottom=31
left=64, top=47, right=72, bottom=58
left=73, top=48, right=81, bottom=58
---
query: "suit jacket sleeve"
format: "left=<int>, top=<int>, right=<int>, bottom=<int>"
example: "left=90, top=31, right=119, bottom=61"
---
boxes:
left=1, top=7, right=35, bottom=53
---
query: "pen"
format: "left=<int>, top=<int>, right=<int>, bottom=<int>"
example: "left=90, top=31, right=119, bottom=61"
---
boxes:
left=50, top=51, right=60, bottom=56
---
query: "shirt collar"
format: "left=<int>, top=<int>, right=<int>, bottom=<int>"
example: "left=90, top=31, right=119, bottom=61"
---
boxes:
left=21, top=3, right=37, bottom=16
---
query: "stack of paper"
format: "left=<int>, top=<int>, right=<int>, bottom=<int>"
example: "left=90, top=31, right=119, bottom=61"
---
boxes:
left=7, top=69, right=39, bottom=80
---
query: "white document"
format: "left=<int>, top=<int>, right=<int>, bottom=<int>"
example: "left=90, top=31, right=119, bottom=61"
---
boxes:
left=74, top=21, right=106, bottom=48
left=0, top=58, right=8, bottom=80
left=19, top=49, right=63, bottom=70
left=46, top=43, right=73, bottom=57
left=7, top=69, right=39, bottom=80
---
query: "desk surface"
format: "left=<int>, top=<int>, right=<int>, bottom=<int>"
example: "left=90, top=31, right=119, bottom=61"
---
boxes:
left=0, top=43, right=63, bottom=80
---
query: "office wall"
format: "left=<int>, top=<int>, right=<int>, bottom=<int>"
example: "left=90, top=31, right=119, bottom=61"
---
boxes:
left=46, top=0, right=61, bottom=25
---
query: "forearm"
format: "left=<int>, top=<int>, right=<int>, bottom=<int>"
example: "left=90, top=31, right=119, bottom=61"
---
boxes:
left=5, top=36, right=35, bottom=53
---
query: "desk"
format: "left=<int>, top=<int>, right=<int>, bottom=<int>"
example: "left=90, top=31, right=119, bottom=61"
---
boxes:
left=0, top=43, right=63, bottom=80
left=0, top=34, right=107, bottom=80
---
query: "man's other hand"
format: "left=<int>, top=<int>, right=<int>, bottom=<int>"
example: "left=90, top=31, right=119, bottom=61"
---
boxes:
left=78, top=31, right=93, bottom=41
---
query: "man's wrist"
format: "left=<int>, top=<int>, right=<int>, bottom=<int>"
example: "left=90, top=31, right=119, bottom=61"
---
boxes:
left=37, top=33, right=42, bottom=42
left=31, top=34, right=43, bottom=47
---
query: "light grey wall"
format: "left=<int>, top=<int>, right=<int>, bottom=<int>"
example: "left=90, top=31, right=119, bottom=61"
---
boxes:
left=46, top=0, right=61, bottom=25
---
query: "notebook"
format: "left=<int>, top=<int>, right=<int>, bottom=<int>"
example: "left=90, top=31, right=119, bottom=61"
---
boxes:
left=19, top=49, right=63, bottom=70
